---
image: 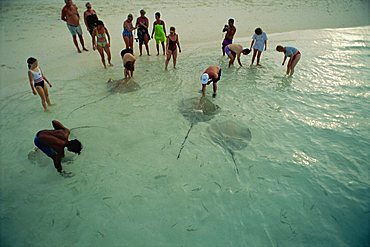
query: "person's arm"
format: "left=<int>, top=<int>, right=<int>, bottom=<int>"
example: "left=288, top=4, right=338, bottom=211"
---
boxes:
left=92, top=28, right=96, bottom=50
left=52, top=120, right=67, bottom=130
left=105, top=27, right=111, bottom=45
left=41, top=69, right=52, bottom=87
left=83, top=11, right=88, bottom=29
left=201, top=84, right=206, bottom=97
left=53, top=153, right=63, bottom=173
left=151, top=21, right=155, bottom=38
left=282, top=55, right=287, bottom=65
left=176, top=35, right=181, bottom=53
left=165, top=37, right=169, bottom=54
left=163, top=21, right=167, bottom=36
left=28, top=71, right=37, bottom=95
left=237, top=53, right=243, bottom=67
left=222, top=25, right=228, bottom=32
left=250, top=40, right=254, bottom=50
left=61, top=7, right=67, bottom=22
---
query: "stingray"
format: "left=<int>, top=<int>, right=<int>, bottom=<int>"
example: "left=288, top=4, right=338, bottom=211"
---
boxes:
left=107, top=78, right=141, bottom=94
left=67, top=79, right=140, bottom=118
left=207, top=120, right=252, bottom=175
left=177, top=96, right=220, bottom=159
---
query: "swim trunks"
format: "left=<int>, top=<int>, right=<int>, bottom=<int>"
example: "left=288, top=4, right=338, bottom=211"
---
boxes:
left=34, top=80, right=45, bottom=88
left=67, top=24, right=83, bottom=36
left=120, top=48, right=134, bottom=57
left=225, top=45, right=236, bottom=57
left=215, top=68, right=222, bottom=82
left=222, top=38, right=232, bottom=49
left=34, top=136, right=56, bottom=158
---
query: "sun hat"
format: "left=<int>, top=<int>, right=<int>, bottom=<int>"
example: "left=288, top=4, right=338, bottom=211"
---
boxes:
left=201, top=73, right=209, bottom=85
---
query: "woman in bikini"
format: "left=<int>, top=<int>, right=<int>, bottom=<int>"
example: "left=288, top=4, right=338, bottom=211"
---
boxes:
left=122, top=14, right=136, bottom=49
left=92, top=20, right=112, bottom=68
left=27, top=57, right=53, bottom=111
left=276, top=45, right=301, bottom=76
left=165, top=27, right=181, bottom=70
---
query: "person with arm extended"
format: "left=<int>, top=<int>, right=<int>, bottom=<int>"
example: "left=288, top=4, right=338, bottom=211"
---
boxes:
left=34, top=120, right=82, bottom=177
left=225, top=44, right=250, bottom=67
left=200, top=66, right=222, bottom=98
left=276, top=45, right=301, bottom=76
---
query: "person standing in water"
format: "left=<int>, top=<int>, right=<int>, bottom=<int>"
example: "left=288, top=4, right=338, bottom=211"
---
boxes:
left=200, top=66, right=222, bottom=98
left=250, top=27, right=268, bottom=66
left=122, top=14, right=136, bottom=49
left=83, top=2, right=98, bottom=36
left=27, top=57, right=53, bottom=112
left=222, top=18, right=236, bottom=56
left=34, top=120, right=82, bottom=178
left=165, top=27, right=181, bottom=70
left=224, top=44, right=250, bottom=67
left=135, top=9, right=151, bottom=56
left=61, top=0, right=88, bottom=53
left=92, top=20, right=112, bottom=69
left=121, top=49, right=136, bottom=79
left=276, top=45, right=301, bottom=76
left=151, top=12, right=166, bottom=56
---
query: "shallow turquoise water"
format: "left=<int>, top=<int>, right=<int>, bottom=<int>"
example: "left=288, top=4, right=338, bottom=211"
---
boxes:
left=1, top=0, right=370, bottom=244
left=1, top=25, right=369, bottom=246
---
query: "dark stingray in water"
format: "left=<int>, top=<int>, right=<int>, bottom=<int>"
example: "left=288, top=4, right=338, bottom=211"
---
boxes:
left=107, top=78, right=141, bottom=94
left=177, top=97, right=220, bottom=159
left=207, top=120, right=252, bottom=175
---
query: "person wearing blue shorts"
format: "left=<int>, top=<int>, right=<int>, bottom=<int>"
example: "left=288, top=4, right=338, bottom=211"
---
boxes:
left=34, top=120, right=82, bottom=177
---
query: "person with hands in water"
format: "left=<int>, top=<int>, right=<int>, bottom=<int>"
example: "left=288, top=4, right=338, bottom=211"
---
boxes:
left=27, top=57, right=53, bottom=112
left=224, top=44, right=250, bottom=67
left=276, top=45, right=301, bottom=76
left=200, top=66, right=222, bottom=98
left=33, top=120, right=82, bottom=178
left=121, top=48, right=136, bottom=79
left=92, top=20, right=112, bottom=69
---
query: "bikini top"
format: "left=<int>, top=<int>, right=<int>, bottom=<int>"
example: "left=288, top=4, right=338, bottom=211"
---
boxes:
left=29, top=68, right=43, bottom=83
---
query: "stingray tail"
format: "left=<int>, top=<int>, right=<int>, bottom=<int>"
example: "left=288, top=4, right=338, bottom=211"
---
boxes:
left=229, top=149, right=239, bottom=175
left=67, top=94, right=110, bottom=118
left=177, top=123, right=194, bottom=159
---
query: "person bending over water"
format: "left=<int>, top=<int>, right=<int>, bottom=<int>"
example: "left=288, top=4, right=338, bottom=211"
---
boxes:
left=276, top=45, right=301, bottom=76
left=122, top=14, right=136, bottom=49
left=121, top=48, right=136, bottom=78
left=250, top=27, right=268, bottom=65
left=83, top=2, right=98, bottom=36
left=222, top=18, right=236, bottom=56
left=151, top=12, right=167, bottom=56
left=92, top=20, right=112, bottom=69
left=135, top=9, right=151, bottom=56
left=27, top=57, right=53, bottom=112
left=200, top=66, right=222, bottom=98
left=225, top=44, right=250, bottom=67
left=34, top=120, right=82, bottom=178
left=61, top=0, right=88, bottom=53
left=165, top=27, right=181, bottom=70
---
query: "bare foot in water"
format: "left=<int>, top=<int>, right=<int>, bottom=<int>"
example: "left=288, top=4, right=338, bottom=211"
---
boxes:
left=109, top=63, right=114, bottom=67
left=77, top=49, right=82, bottom=53
left=83, top=47, right=88, bottom=51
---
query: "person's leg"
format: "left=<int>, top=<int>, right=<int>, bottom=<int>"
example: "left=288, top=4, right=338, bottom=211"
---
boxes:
left=173, top=49, right=178, bottom=69
left=156, top=43, right=159, bottom=55
left=227, top=54, right=235, bottom=67
left=104, top=45, right=112, bottom=65
left=289, top=54, right=301, bottom=76
left=251, top=49, right=257, bottom=65
left=256, top=50, right=262, bottom=65
left=36, top=86, right=47, bottom=111
left=123, top=36, right=130, bottom=48
left=78, top=34, right=88, bottom=51
left=72, top=35, right=81, bottom=53
left=144, top=34, right=150, bottom=55
left=222, top=44, right=225, bottom=56
left=161, top=42, right=165, bottom=55
left=129, top=36, right=133, bottom=49
left=212, top=82, right=217, bottom=97
left=165, top=50, right=172, bottom=70
left=43, top=84, right=52, bottom=105
left=97, top=46, right=107, bottom=68
left=139, top=44, right=143, bottom=56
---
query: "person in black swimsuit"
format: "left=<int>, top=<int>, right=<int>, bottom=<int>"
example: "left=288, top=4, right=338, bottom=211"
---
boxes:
left=165, top=27, right=181, bottom=70
left=83, top=2, right=98, bottom=36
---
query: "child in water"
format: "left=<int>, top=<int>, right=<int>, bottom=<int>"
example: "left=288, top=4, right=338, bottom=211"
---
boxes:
left=92, top=20, right=112, bottom=69
left=27, top=57, right=53, bottom=111
left=151, top=12, right=166, bottom=56
left=250, top=27, right=268, bottom=65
